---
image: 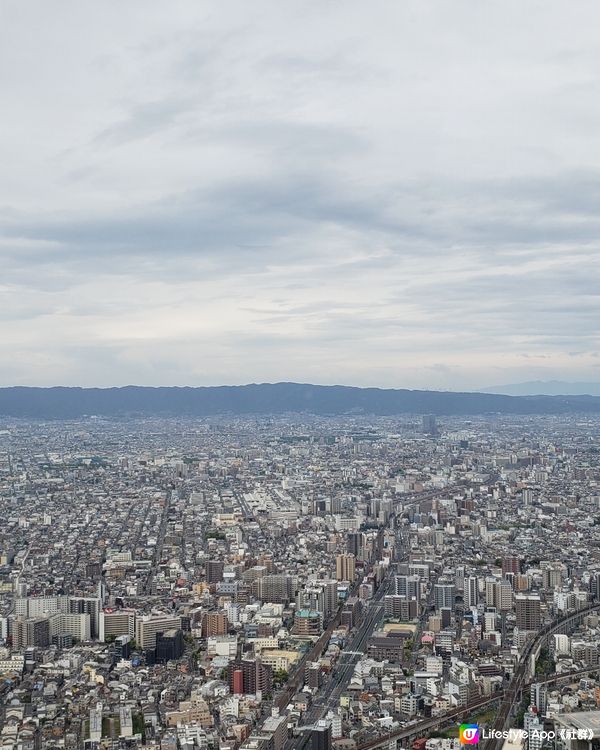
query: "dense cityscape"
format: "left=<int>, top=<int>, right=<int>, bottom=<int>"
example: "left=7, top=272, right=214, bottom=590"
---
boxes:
left=3, top=1, right=600, bottom=750
left=2, top=414, right=600, bottom=750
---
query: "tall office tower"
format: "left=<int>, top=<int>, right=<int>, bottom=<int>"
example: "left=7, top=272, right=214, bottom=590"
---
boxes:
left=464, top=576, right=479, bottom=608
left=335, top=554, right=356, bottom=582
left=434, top=582, right=456, bottom=611
left=395, top=574, right=419, bottom=599
left=455, top=566, right=466, bottom=591
left=201, top=611, right=229, bottom=637
left=346, top=531, right=365, bottom=558
left=206, top=560, right=225, bottom=584
left=422, top=414, right=438, bottom=436
left=311, top=721, right=332, bottom=750
left=502, top=556, right=521, bottom=576
left=516, top=595, right=542, bottom=631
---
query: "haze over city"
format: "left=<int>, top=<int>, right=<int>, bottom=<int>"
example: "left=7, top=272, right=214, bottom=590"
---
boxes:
left=2, top=1, right=600, bottom=390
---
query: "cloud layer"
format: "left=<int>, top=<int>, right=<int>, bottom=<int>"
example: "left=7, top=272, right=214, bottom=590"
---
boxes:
left=1, top=0, right=600, bottom=389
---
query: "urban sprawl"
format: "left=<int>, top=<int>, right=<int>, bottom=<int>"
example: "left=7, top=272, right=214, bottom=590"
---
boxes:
left=2, top=415, right=600, bottom=750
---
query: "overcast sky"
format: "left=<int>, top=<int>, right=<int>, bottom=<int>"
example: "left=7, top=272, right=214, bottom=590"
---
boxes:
left=1, top=1, right=600, bottom=390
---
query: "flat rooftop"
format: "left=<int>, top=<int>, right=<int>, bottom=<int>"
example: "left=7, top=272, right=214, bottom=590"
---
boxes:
left=556, top=712, right=600, bottom=737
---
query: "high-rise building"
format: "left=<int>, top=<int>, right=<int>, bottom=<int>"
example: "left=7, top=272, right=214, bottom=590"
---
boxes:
left=260, top=714, right=288, bottom=750
left=384, top=595, right=418, bottom=621
left=12, top=616, right=50, bottom=648
left=49, top=612, right=91, bottom=642
left=300, top=580, right=338, bottom=621
left=335, top=554, right=356, bottom=582
left=502, top=556, right=521, bottom=576
left=155, top=629, right=184, bottom=663
left=68, top=597, right=101, bottom=640
left=516, top=595, right=541, bottom=632
left=525, top=715, right=544, bottom=750
left=206, top=560, right=225, bottom=584
left=293, top=610, right=323, bottom=636
left=422, top=414, right=438, bottom=436
left=305, top=661, right=323, bottom=689
left=322, top=580, right=339, bottom=619
left=201, top=611, right=229, bottom=637
left=311, top=721, right=332, bottom=750
left=485, top=578, right=513, bottom=612
left=113, top=635, right=132, bottom=661
left=99, top=608, right=136, bottom=642
left=464, top=576, right=478, bottom=608
left=496, top=580, right=514, bottom=612
left=136, top=615, right=182, bottom=650
left=227, top=658, right=273, bottom=695
left=434, top=582, right=456, bottom=611
left=530, top=683, right=548, bottom=715
left=14, top=595, right=101, bottom=638
left=253, top=575, right=297, bottom=604
left=590, top=572, right=600, bottom=600
left=543, top=566, right=563, bottom=590
left=346, top=531, right=365, bottom=558
left=395, top=574, right=419, bottom=599
left=485, top=577, right=497, bottom=606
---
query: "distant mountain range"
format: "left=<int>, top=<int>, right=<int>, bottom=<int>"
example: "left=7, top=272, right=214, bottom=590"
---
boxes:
left=1, top=383, right=600, bottom=419
left=481, top=380, right=600, bottom=397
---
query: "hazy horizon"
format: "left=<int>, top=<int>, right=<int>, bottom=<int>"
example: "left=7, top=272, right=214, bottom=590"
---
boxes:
left=1, top=379, right=600, bottom=398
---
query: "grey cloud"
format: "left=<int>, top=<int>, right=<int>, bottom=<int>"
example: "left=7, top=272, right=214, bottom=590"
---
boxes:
left=9, top=169, right=600, bottom=270
left=93, top=98, right=193, bottom=145
left=2, top=1, right=600, bottom=387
